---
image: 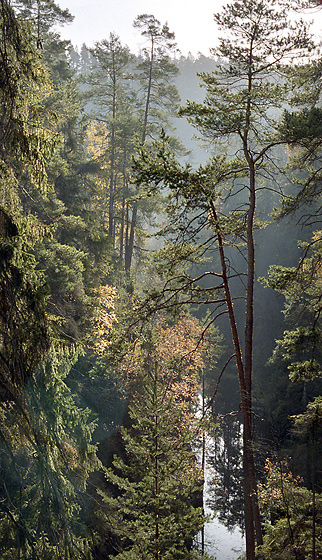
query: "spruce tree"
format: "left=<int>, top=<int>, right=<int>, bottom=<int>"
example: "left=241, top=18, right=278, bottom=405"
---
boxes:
left=0, top=350, right=99, bottom=560
left=0, top=0, right=57, bottom=397
left=99, top=316, right=212, bottom=560
left=0, top=5, right=101, bottom=558
left=103, top=368, right=205, bottom=560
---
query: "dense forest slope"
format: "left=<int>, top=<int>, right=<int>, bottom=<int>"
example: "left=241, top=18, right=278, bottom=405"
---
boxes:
left=1, top=1, right=322, bottom=560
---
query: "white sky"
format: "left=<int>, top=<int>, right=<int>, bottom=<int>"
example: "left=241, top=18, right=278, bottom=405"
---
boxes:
left=56, top=0, right=322, bottom=57
left=55, top=0, right=226, bottom=56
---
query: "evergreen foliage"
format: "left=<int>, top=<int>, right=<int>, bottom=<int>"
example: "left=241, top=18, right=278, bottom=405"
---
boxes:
left=2, top=0, right=322, bottom=558
left=131, top=2, right=316, bottom=558
left=0, top=350, right=98, bottom=560
left=265, top=231, right=322, bottom=384
left=258, top=458, right=322, bottom=560
left=0, top=0, right=54, bottom=397
left=82, top=33, right=138, bottom=255
left=0, top=3, right=102, bottom=558
left=97, top=316, right=211, bottom=560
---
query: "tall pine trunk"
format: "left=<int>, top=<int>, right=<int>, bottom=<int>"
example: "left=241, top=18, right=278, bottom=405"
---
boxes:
left=209, top=197, right=261, bottom=560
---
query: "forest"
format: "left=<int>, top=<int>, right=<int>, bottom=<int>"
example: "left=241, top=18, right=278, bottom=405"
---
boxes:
left=1, top=0, right=322, bottom=559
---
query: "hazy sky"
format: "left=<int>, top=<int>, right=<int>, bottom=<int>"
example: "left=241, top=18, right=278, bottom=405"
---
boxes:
left=56, top=0, right=227, bottom=56
left=55, top=1, right=322, bottom=57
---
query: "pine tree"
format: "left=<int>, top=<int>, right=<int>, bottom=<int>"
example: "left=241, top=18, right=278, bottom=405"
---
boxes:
left=11, top=0, right=73, bottom=49
left=131, top=2, right=316, bottom=557
left=125, top=14, right=181, bottom=272
left=83, top=34, right=138, bottom=251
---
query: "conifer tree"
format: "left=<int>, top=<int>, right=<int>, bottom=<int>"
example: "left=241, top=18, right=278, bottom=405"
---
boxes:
left=11, top=0, right=114, bottom=343
left=0, top=5, right=101, bottom=558
left=0, top=0, right=57, bottom=397
left=131, top=2, right=315, bottom=557
left=0, top=350, right=99, bottom=560
left=292, top=398, right=322, bottom=560
left=265, top=229, right=322, bottom=384
left=99, top=316, right=211, bottom=560
left=258, top=457, right=322, bottom=560
left=84, top=34, right=137, bottom=250
left=125, top=14, right=181, bottom=272
left=11, top=0, right=73, bottom=48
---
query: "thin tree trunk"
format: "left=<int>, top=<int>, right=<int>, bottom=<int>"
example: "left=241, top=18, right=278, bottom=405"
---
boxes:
left=238, top=32, right=263, bottom=549
left=278, top=457, right=298, bottom=559
left=154, top=366, right=160, bottom=560
left=125, top=38, right=154, bottom=271
left=119, top=195, right=125, bottom=267
left=243, top=160, right=263, bottom=547
left=124, top=202, right=130, bottom=269
left=209, top=198, right=258, bottom=560
left=125, top=204, right=137, bottom=271
left=312, top=422, right=316, bottom=560
left=155, top=423, right=159, bottom=560
left=120, top=149, right=128, bottom=267
left=108, top=56, right=117, bottom=241
left=201, top=373, right=206, bottom=556
left=18, top=484, right=22, bottom=560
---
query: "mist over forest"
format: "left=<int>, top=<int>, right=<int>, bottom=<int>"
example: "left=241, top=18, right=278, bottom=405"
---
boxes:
left=1, top=1, right=322, bottom=560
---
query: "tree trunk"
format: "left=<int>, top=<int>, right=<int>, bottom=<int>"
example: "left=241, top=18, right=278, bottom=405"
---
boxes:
left=119, top=195, right=125, bottom=267
left=201, top=373, right=206, bottom=556
left=312, top=421, right=316, bottom=560
left=108, top=59, right=117, bottom=241
left=124, top=202, right=130, bottom=270
left=125, top=38, right=154, bottom=271
left=209, top=198, right=260, bottom=560
left=154, top=367, right=160, bottom=560
left=125, top=204, right=137, bottom=272
left=244, top=159, right=263, bottom=548
left=239, top=38, right=263, bottom=549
